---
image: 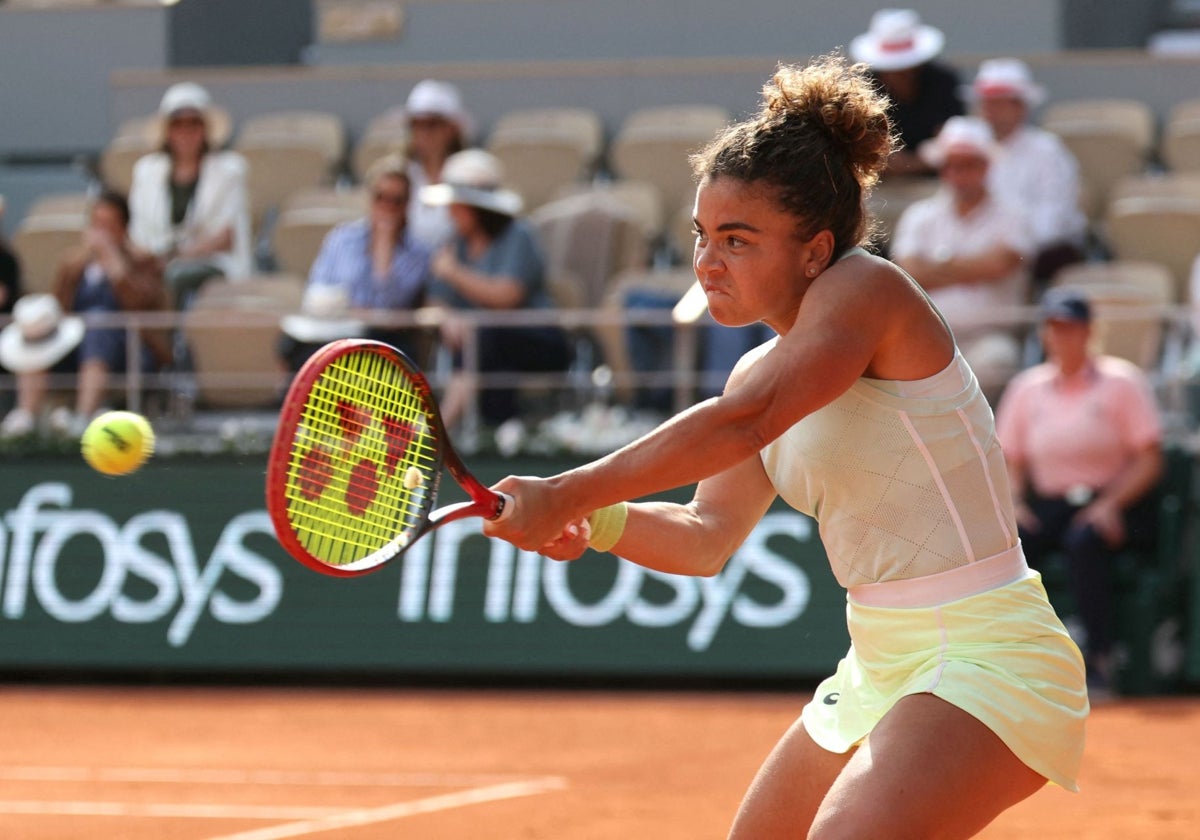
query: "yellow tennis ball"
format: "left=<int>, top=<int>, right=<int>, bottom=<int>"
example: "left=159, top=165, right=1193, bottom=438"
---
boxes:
left=81, top=411, right=155, bottom=476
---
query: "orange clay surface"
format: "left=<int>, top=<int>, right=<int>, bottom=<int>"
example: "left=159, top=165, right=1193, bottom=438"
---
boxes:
left=0, top=685, right=1195, bottom=839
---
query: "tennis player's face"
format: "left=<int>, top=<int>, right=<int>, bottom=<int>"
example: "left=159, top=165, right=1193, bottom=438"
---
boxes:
left=692, top=176, right=811, bottom=333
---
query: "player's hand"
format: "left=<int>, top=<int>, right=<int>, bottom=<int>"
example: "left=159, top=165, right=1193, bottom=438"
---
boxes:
left=483, top=474, right=581, bottom=551
left=537, top=517, right=591, bottom=561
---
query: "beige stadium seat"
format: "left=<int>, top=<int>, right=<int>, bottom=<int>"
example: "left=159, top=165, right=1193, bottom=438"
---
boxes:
left=1051, top=261, right=1175, bottom=370
left=609, top=105, right=730, bottom=217
left=98, top=115, right=158, bottom=195
left=182, top=274, right=304, bottom=408
left=553, top=179, right=665, bottom=243
left=531, top=190, right=653, bottom=310
left=10, top=192, right=90, bottom=294
left=270, top=187, right=367, bottom=276
left=1160, top=99, right=1200, bottom=172
left=234, top=111, right=348, bottom=229
left=1041, top=98, right=1156, bottom=223
left=1104, top=193, right=1200, bottom=302
left=350, top=109, right=410, bottom=183
left=487, top=107, right=604, bottom=211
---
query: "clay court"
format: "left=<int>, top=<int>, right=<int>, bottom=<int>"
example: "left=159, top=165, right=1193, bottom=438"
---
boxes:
left=0, top=685, right=1195, bottom=839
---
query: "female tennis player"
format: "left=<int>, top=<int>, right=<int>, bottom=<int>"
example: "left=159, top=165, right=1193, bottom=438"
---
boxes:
left=483, top=54, right=1088, bottom=838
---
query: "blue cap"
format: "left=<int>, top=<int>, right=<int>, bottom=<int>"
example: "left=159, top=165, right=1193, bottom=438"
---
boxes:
left=1040, top=289, right=1091, bottom=323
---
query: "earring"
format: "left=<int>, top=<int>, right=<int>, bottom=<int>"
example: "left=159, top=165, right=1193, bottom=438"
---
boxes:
left=807, top=267, right=817, bottom=277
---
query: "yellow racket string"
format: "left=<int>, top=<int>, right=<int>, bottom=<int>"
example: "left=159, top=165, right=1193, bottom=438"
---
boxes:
left=281, top=349, right=439, bottom=565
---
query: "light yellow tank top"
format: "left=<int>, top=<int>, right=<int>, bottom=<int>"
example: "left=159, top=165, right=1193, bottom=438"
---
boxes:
left=759, top=350, right=1019, bottom=588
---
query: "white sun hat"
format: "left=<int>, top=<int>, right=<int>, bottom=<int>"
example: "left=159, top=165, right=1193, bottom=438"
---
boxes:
left=419, top=149, right=524, bottom=216
left=968, top=58, right=1047, bottom=107
left=280, top=285, right=368, bottom=344
left=0, top=293, right=85, bottom=373
left=154, top=81, right=233, bottom=148
left=918, top=116, right=999, bottom=168
left=849, top=9, right=946, bottom=72
left=402, top=79, right=475, bottom=141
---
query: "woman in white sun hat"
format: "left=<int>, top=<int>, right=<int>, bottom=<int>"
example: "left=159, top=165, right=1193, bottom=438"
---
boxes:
left=421, top=148, right=570, bottom=431
left=127, top=81, right=252, bottom=308
left=849, top=8, right=964, bottom=177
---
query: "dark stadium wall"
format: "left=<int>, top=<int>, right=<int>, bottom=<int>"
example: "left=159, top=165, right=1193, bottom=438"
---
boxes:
left=167, top=0, right=314, bottom=68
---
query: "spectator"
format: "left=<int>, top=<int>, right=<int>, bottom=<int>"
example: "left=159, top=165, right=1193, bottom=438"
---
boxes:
left=995, top=289, right=1163, bottom=697
left=849, top=8, right=963, bottom=178
left=968, top=58, right=1088, bottom=291
left=402, top=79, right=474, bottom=249
left=277, top=155, right=432, bottom=374
left=0, top=191, right=170, bottom=439
left=128, top=81, right=253, bottom=308
left=891, top=116, right=1034, bottom=402
left=421, top=149, right=571, bottom=430
left=0, top=195, right=22, bottom=416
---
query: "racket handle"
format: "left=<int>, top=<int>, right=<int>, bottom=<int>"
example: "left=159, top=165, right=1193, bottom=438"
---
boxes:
left=491, top=492, right=516, bottom=521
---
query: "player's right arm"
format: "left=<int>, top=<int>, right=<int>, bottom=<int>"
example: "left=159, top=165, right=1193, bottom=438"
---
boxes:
left=539, top=351, right=779, bottom=577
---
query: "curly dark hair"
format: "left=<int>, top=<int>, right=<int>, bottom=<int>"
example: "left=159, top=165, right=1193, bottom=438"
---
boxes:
left=690, top=54, right=897, bottom=255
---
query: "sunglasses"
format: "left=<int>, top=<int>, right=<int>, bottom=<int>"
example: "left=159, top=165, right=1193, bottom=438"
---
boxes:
left=373, top=191, right=408, bottom=207
left=168, top=115, right=206, bottom=130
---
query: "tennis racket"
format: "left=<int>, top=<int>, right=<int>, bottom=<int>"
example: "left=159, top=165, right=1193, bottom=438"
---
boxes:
left=266, top=338, right=513, bottom=577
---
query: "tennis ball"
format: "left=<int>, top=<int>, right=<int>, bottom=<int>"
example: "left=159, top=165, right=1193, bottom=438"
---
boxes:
left=81, top=410, right=155, bottom=476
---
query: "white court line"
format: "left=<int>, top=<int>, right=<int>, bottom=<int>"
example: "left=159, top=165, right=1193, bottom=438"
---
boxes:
left=206, top=777, right=568, bottom=840
left=0, top=765, right=530, bottom=788
left=0, top=801, right=344, bottom=820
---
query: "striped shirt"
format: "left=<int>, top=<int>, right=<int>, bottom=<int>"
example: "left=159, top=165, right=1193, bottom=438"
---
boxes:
left=307, top=219, right=431, bottom=309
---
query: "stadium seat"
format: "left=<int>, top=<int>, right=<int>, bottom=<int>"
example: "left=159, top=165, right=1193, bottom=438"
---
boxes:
left=552, top=179, right=665, bottom=245
left=1041, top=98, right=1156, bottom=224
left=98, top=115, right=158, bottom=196
left=233, top=111, right=348, bottom=230
left=487, top=107, right=604, bottom=211
left=1160, top=98, right=1200, bottom=172
left=269, top=186, right=367, bottom=276
left=1104, top=193, right=1200, bottom=302
left=609, top=105, right=730, bottom=218
left=531, top=189, right=652, bottom=310
left=350, top=108, right=410, bottom=183
left=10, top=192, right=90, bottom=295
left=181, top=274, right=304, bottom=408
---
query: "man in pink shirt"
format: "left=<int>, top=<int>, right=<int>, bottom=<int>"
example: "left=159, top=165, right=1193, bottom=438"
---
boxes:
left=996, top=289, right=1163, bottom=696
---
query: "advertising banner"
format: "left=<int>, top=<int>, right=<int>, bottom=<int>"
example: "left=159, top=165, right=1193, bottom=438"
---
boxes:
left=0, top=457, right=849, bottom=680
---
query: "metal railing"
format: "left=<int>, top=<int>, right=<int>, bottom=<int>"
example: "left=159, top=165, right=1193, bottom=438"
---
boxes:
left=2, top=301, right=1198, bottom=450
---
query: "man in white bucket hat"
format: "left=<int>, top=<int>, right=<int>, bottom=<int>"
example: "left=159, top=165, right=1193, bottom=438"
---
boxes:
left=891, top=116, right=1036, bottom=403
left=967, top=58, right=1087, bottom=291
left=850, top=9, right=963, bottom=177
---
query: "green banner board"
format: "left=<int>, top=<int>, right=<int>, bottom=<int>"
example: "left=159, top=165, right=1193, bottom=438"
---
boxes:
left=0, top=456, right=849, bottom=680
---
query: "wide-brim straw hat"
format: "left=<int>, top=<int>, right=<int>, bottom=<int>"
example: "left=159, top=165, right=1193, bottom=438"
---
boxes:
left=153, top=81, right=233, bottom=148
left=280, top=285, right=368, bottom=344
left=849, top=8, right=945, bottom=72
left=0, top=293, right=85, bottom=373
left=419, top=149, right=524, bottom=216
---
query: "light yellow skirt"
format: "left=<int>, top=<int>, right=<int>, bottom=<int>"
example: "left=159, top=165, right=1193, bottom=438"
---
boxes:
left=801, top=548, right=1089, bottom=791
